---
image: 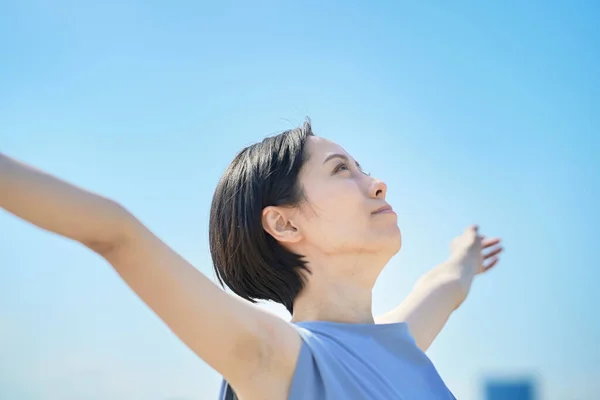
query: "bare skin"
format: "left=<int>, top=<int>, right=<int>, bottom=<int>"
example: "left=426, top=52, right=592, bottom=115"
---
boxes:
left=0, top=137, right=502, bottom=399
left=377, top=226, right=503, bottom=351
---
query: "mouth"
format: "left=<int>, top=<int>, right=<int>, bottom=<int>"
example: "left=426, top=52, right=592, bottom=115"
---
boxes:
left=372, top=205, right=395, bottom=215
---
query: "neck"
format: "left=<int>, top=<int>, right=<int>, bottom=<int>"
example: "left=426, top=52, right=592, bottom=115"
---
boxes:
left=290, top=254, right=382, bottom=324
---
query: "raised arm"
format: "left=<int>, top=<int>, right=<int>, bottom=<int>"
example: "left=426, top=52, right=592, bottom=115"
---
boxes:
left=377, top=226, right=502, bottom=352
left=0, top=154, right=301, bottom=393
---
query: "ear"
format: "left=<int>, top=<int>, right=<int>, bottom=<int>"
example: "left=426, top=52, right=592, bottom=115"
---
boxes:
left=262, top=206, right=302, bottom=244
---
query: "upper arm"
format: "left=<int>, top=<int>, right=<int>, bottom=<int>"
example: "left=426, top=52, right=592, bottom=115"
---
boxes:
left=100, top=214, right=302, bottom=388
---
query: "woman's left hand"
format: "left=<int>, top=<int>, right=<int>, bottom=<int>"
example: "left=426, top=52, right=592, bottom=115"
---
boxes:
left=437, top=225, right=504, bottom=308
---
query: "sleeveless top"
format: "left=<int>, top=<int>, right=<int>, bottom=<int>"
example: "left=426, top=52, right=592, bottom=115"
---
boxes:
left=219, top=321, right=456, bottom=400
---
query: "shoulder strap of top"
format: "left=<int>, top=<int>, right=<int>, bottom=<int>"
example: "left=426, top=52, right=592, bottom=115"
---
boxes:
left=218, top=379, right=238, bottom=400
left=224, top=384, right=238, bottom=400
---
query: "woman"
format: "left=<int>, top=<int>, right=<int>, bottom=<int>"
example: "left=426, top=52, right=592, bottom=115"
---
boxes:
left=1, top=119, right=502, bottom=399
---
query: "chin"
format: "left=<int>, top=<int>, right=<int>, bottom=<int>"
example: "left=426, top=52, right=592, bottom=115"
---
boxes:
left=391, top=234, right=402, bottom=255
left=379, top=226, right=402, bottom=257
left=391, top=226, right=403, bottom=252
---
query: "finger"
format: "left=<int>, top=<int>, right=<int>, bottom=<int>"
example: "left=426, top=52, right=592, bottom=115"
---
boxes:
left=483, top=256, right=499, bottom=272
left=483, top=246, right=503, bottom=259
left=482, top=237, right=501, bottom=248
left=465, top=224, right=478, bottom=236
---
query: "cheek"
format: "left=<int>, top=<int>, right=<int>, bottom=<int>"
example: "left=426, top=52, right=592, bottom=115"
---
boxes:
left=303, top=182, right=368, bottom=235
left=308, top=181, right=364, bottom=219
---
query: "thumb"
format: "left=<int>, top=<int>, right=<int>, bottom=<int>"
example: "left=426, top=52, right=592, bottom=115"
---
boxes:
left=465, top=224, right=479, bottom=236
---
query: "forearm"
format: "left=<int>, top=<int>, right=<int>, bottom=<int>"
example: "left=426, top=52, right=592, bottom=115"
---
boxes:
left=376, top=265, right=464, bottom=352
left=0, top=154, right=129, bottom=251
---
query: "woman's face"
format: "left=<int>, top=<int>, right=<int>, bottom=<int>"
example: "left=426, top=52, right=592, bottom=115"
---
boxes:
left=291, top=136, right=401, bottom=265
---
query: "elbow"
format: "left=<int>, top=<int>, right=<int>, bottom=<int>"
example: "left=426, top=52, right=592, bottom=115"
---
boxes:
left=82, top=201, right=137, bottom=257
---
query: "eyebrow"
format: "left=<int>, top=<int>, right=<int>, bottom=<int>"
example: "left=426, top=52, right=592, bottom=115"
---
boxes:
left=323, top=153, right=362, bottom=168
left=323, top=153, right=348, bottom=164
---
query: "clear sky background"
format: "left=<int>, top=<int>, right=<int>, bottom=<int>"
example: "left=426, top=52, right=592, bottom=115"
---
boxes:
left=1, top=1, right=598, bottom=399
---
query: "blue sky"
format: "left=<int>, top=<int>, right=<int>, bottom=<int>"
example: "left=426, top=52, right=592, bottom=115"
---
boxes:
left=1, top=1, right=598, bottom=399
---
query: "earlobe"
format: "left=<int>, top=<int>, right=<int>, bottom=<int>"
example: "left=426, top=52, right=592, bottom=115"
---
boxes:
left=262, top=206, right=302, bottom=243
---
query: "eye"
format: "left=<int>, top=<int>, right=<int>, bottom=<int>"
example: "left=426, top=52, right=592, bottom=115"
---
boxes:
left=356, top=163, right=371, bottom=176
left=333, top=162, right=350, bottom=174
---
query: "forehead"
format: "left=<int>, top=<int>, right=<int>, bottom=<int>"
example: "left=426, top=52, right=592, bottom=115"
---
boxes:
left=306, top=136, right=350, bottom=160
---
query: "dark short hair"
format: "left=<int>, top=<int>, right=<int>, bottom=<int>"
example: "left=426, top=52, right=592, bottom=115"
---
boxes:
left=209, top=119, right=314, bottom=314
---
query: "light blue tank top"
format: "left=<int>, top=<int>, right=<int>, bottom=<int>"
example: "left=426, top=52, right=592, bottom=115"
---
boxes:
left=219, top=321, right=456, bottom=399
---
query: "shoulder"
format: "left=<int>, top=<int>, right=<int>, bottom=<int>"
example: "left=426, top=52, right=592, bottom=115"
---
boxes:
left=227, top=317, right=304, bottom=399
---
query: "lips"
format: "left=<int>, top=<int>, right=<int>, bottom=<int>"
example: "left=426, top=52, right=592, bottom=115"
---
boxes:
left=372, top=205, right=394, bottom=214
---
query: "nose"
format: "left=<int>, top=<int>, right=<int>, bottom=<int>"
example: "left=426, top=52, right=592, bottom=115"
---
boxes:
left=369, top=177, right=387, bottom=199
